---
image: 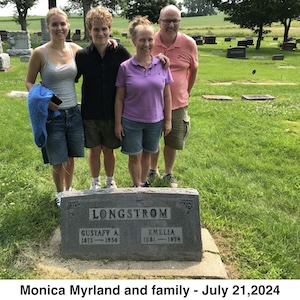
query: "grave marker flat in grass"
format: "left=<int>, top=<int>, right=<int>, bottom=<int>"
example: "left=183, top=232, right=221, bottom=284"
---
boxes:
left=241, top=94, right=276, bottom=100
left=202, top=95, right=233, bottom=101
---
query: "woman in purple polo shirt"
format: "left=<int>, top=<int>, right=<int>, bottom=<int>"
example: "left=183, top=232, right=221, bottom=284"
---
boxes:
left=115, top=16, right=173, bottom=187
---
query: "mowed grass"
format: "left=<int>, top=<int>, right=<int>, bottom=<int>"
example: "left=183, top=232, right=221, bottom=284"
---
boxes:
left=0, top=13, right=299, bottom=279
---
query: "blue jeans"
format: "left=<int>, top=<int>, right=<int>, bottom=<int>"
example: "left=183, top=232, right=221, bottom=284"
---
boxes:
left=43, top=105, right=84, bottom=165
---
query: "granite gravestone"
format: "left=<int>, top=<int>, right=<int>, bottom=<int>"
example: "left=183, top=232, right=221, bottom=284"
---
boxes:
left=60, top=188, right=202, bottom=261
left=40, top=18, right=50, bottom=44
left=7, top=31, right=33, bottom=56
left=227, top=46, right=246, bottom=59
left=0, top=35, right=10, bottom=71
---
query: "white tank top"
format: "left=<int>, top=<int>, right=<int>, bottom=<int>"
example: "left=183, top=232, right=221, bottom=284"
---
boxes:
left=41, top=43, right=78, bottom=109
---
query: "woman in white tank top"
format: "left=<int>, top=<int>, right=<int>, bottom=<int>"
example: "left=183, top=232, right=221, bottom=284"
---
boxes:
left=25, top=8, right=84, bottom=207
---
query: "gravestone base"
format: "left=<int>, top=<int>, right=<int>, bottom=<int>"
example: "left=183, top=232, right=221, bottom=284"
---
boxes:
left=20, top=55, right=31, bottom=62
left=7, top=48, right=33, bottom=56
left=60, top=188, right=202, bottom=261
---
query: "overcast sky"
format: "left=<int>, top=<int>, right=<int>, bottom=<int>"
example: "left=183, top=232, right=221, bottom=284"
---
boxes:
left=0, top=0, right=69, bottom=16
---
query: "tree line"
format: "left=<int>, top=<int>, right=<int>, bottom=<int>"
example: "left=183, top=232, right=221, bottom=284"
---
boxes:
left=1, top=0, right=299, bottom=49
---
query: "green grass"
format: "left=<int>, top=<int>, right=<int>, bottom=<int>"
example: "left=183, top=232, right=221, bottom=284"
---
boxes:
left=0, top=15, right=299, bottom=279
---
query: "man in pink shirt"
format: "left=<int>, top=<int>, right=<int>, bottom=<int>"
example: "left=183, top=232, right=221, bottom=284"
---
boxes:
left=149, top=4, right=198, bottom=187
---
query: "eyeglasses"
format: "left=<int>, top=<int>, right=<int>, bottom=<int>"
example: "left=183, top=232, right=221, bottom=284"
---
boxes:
left=160, top=19, right=181, bottom=24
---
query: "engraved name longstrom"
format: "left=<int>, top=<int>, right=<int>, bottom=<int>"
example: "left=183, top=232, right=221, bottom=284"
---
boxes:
left=89, top=207, right=171, bottom=220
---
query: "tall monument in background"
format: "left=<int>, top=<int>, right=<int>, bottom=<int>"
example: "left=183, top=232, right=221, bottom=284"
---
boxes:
left=41, top=1, right=57, bottom=44
left=48, top=0, right=57, bottom=9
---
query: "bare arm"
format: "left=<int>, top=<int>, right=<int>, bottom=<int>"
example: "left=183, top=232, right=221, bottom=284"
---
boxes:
left=163, top=84, right=172, bottom=136
left=187, top=66, right=198, bottom=94
left=25, top=48, right=43, bottom=91
left=114, top=87, right=126, bottom=140
left=70, top=42, right=82, bottom=54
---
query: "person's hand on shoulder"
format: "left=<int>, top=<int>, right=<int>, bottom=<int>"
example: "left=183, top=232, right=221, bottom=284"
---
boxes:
left=156, top=53, right=170, bottom=69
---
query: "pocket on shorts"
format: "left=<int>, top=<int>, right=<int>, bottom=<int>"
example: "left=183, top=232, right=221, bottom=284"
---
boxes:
left=183, top=115, right=190, bottom=140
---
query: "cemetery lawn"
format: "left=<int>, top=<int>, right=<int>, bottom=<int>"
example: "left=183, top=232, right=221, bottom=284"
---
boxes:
left=0, top=16, right=299, bottom=279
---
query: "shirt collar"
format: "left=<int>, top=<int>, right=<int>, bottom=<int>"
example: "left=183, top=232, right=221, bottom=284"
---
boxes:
left=131, top=55, right=158, bottom=67
left=155, top=31, right=182, bottom=49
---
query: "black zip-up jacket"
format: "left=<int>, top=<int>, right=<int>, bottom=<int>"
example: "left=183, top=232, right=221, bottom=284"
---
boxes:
left=75, top=42, right=131, bottom=120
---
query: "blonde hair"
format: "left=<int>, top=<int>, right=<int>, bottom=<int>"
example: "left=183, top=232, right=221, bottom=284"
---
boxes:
left=129, top=15, right=153, bottom=40
left=85, top=6, right=112, bottom=30
left=46, top=7, right=69, bottom=25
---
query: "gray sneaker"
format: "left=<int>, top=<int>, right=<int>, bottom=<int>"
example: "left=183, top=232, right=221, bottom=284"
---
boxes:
left=90, top=180, right=101, bottom=190
left=162, top=173, right=178, bottom=188
left=105, top=180, right=117, bottom=188
left=147, top=169, right=159, bottom=182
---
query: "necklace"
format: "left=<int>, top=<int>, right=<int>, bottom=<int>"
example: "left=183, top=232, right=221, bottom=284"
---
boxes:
left=49, top=43, right=67, bottom=57
left=56, top=49, right=66, bottom=57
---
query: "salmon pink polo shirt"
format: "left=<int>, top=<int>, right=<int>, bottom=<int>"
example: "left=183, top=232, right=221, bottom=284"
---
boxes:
left=153, top=31, right=198, bottom=110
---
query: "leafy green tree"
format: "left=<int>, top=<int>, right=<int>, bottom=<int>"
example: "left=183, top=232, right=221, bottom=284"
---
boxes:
left=64, top=0, right=120, bottom=40
left=274, top=0, right=300, bottom=42
left=120, top=0, right=177, bottom=23
left=0, top=0, right=38, bottom=31
left=183, top=0, right=215, bottom=16
left=209, top=0, right=278, bottom=50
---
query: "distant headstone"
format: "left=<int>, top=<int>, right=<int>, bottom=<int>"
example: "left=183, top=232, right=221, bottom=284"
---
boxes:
left=192, top=34, right=201, bottom=40
left=196, top=39, right=203, bottom=45
left=245, top=36, right=254, bottom=45
left=204, top=35, right=217, bottom=44
left=72, top=29, right=81, bottom=41
left=227, top=46, right=246, bottom=59
left=0, top=35, right=10, bottom=70
left=237, top=40, right=248, bottom=47
left=7, top=31, right=33, bottom=56
left=224, top=37, right=231, bottom=42
left=272, top=54, right=284, bottom=60
left=122, top=32, right=128, bottom=38
left=296, top=39, right=300, bottom=44
left=0, top=35, right=2, bottom=54
left=242, top=94, right=275, bottom=101
left=9, top=91, right=28, bottom=98
left=60, top=188, right=202, bottom=261
left=33, top=32, right=38, bottom=44
left=273, top=36, right=278, bottom=41
left=0, top=30, right=8, bottom=41
left=202, top=95, right=233, bottom=101
left=40, top=18, right=50, bottom=44
left=20, top=55, right=31, bottom=62
left=0, top=53, right=10, bottom=71
left=281, top=42, right=297, bottom=51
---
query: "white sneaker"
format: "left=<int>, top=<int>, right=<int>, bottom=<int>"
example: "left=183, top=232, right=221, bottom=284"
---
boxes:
left=90, top=180, right=101, bottom=190
left=55, top=192, right=62, bottom=207
left=105, top=180, right=117, bottom=188
left=64, top=187, right=76, bottom=191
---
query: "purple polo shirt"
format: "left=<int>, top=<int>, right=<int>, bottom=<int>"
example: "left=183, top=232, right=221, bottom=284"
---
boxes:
left=115, top=56, right=173, bottom=123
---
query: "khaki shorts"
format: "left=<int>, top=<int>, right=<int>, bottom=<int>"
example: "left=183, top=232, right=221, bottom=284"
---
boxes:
left=164, top=107, right=190, bottom=150
left=83, top=119, right=121, bottom=149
